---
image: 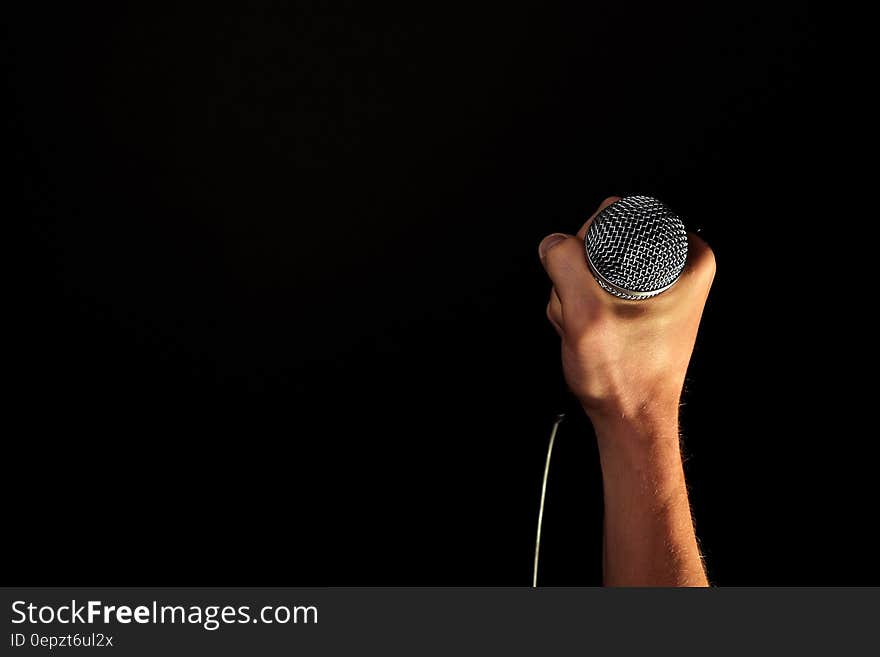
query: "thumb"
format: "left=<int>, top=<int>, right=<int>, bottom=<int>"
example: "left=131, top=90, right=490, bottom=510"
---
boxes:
left=538, top=233, right=594, bottom=307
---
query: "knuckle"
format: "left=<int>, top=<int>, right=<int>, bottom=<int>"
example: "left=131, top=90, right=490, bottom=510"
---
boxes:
left=701, top=245, right=717, bottom=277
left=569, top=326, right=592, bottom=352
left=688, top=233, right=716, bottom=280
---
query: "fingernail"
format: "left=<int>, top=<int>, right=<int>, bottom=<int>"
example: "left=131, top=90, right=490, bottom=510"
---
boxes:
left=539, top=233, right=569, bottom=261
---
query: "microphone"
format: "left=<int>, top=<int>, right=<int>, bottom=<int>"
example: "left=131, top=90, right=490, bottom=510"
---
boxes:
left=585, top=195, right=689, bottom=299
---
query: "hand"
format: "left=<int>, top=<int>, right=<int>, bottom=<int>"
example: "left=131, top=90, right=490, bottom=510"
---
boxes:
left=539, top=197, right=716, bottom=439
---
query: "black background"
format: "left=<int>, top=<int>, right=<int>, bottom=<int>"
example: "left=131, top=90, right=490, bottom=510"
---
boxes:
left=9, top=2, right=871, bottom=585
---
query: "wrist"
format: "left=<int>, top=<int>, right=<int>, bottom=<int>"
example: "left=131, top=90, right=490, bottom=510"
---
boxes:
left=586, top=400, right=680, bottom=453
left=587, top=404, right=687, bottom=501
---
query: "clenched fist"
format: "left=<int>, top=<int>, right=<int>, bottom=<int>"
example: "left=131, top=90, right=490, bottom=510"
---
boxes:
left=539, top=196, right=716, bottom=438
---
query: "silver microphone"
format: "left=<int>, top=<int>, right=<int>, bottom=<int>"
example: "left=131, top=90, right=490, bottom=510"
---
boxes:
left=584, top=195, right=689, bottom=300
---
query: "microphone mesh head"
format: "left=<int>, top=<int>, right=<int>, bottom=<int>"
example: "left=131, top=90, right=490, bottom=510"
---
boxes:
left=585, top=196, right=688, bottom=300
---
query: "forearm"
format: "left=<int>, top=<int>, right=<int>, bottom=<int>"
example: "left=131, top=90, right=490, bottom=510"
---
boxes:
left=593, top=413, right=707, bottom=587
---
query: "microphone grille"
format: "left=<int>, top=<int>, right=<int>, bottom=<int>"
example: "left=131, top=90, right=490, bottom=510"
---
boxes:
left=585, top=196, right=689, bottom=299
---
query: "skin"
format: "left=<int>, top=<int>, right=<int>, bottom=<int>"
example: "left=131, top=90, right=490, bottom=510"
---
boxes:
left=539, top=196, right=716, bottom=587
